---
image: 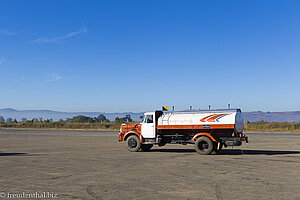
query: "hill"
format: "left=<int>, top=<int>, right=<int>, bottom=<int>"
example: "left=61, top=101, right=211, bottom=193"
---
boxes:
left=0, top=108, right=143, bottom=122
left=242, top=111, right=300, bottom=122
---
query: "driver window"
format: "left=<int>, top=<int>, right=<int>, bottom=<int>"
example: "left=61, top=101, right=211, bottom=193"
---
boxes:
left=145, top=115, right=153, bottom=123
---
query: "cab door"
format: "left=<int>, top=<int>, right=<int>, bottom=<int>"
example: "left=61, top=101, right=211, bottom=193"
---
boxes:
left=141, top=113, right=155, bottom=138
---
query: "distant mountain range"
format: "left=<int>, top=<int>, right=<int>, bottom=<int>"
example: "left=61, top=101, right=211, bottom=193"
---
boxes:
left=1, top=108, right=300, bottom=122
left=242, top=111, right=300, bottom=122
left=0, top=108, right=143, bottom=122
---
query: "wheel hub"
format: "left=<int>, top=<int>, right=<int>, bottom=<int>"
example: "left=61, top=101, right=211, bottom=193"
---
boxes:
left=199, top=141, right=208, bottom=151
left=128, top=138, right=137, bottom=148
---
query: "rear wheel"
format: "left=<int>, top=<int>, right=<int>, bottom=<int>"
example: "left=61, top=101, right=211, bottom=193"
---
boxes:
left=140, top=144, right=153, bottom=151
left=194, top=137, right=214, bottom=155
left=126, top=135, right=141, bottom=152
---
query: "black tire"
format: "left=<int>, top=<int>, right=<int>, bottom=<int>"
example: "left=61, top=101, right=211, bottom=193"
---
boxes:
left=158, top=141, right=166, bottom=147
left=126, top=135, right=141, bottom=152
left=194, top=136, right=214, bottom=155
left=140, top=144, right=153, bottom=151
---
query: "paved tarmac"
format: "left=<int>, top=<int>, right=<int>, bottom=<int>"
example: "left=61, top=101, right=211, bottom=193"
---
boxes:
left=0, top=129, right=300, bottom=200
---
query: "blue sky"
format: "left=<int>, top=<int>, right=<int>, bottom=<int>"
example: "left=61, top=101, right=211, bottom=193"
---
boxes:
left=0, top=0, right=300, bottom=112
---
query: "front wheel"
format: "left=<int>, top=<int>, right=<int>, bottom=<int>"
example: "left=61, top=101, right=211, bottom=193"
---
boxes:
left=126, top=135, right=141, bottom=152
left=140, top=144, right=153, bottom=151
left=194, top=137, right=214, bottom=155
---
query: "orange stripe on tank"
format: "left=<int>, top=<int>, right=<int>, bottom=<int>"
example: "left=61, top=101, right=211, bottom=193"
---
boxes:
left=207, top=114, right=227, bottom=122
left=200, top=114, right=215, bottom=122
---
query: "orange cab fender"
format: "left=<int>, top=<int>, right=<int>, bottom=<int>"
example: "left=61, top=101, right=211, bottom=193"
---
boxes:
left=124, top=132, right=144, bottom=143
left=192, top=133, right=216, bottom=142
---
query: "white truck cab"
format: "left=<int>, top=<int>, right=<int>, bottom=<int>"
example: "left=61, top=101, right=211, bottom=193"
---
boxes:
left=141, top=112, right=155, bottom=138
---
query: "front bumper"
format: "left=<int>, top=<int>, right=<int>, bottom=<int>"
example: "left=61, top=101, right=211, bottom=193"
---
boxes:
left=118, top=133, right=124, bottom=142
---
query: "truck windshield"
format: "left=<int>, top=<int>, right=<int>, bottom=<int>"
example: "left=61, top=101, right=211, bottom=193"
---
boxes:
left=141, top=116, right=144, bottom=122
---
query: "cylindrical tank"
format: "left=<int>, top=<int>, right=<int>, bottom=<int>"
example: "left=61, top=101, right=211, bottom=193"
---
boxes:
left=157, top=109, right=244, bottom=133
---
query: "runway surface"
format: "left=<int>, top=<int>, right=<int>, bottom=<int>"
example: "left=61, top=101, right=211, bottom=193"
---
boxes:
left=0, top=129, right=299, bottom=200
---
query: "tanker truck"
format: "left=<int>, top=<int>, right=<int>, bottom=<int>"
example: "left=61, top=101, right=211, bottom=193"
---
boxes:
left=118, top=109, right=248, bottom=155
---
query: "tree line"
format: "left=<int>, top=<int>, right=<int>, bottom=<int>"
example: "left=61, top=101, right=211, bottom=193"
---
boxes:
left=0, top=114, right=133, bottom=123
left=0, top=116, right=17, bottom=123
